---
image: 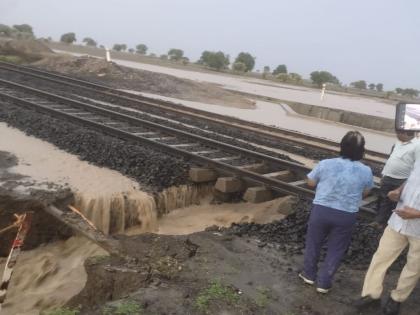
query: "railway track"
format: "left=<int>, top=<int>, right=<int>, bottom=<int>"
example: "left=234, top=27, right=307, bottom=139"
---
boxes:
left=0, top=61, right=388, bottom=166
left=0, top=77, right=377, bottom=213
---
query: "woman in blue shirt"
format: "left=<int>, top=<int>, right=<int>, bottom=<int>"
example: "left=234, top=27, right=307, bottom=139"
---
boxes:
left=299, top=131, right=374, bottom=293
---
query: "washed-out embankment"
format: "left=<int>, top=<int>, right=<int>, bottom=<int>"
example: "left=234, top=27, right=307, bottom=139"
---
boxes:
left=0, top=120, right=292, bottom=314
left=0, top=179, right=293, bottom=315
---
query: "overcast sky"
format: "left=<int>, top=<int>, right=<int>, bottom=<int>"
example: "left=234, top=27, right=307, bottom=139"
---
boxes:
left=1, top=0, right=419, bottom=89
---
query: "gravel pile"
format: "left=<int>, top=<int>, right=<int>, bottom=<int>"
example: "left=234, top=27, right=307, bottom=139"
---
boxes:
left=227, top=198, right=401, bottom=268
left=0, top=101, right=189, bottom=191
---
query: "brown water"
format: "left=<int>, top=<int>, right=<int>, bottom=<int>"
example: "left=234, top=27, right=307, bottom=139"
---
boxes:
left=1, top=192, right=293, bottom=315
left=0, top=123, right=141, bottom=196
left=155, top=196, right=292, bottom=235
left=0, top=237, right=105, bottom=315
left=74, top=184, right=215, bottom=235
left=74, top=190, right=157, bottom=234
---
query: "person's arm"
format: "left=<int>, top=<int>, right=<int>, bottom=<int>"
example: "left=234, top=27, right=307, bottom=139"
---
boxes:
left=394, top=206, right=420, bottom=219
left=388, top=183, right=406, bottom=202
left=362, top=169, right=374, bottom=198
left=307, top=178, right=317, bottom=188
left=306, top=161, right=323, bottom=188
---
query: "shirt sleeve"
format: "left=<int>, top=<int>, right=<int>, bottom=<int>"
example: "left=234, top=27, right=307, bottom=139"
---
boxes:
left=307, top=160, right=323, bottom=182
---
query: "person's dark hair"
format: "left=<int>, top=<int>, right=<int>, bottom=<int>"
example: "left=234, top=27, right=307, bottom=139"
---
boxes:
left=397, top=130, right=415, bottom=137
left=340, top=131, right=365, bottom=161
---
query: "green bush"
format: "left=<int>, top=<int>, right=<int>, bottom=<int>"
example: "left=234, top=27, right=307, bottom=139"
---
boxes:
left=195, top=280, right=240, bottom=313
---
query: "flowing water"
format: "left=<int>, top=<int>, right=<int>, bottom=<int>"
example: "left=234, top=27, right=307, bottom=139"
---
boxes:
left=74, top=190, right=157, bottom=234
left=0, top=237, right=105, bottom=315
left=0, top=187, right=293, bottom=315
left=73, top=183, right=214, bottom=235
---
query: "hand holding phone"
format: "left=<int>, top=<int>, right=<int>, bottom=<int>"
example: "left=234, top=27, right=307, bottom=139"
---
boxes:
left=393, top=206, right=420, bottom=220
left=395, top=103, right=420, bottom=131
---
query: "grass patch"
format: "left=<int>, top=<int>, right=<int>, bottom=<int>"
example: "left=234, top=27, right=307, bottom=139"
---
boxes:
left=0, top=55, right=24, bottom=64
left=195, top=279, right=240, bottom=313
left=41, top=307, right=80, bottom=315
left=255, top=286, right=271, bottom=308
left=102, top=300, right=143, bottom=315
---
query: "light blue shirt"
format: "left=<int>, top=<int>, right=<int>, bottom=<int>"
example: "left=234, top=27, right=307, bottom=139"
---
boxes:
left=308, top=157, right=374, bottom=213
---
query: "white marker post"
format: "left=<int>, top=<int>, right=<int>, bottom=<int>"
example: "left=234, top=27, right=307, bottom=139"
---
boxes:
left=105, top=48, right=111, bottom=63
left=320, top=83, right=326, bottom=101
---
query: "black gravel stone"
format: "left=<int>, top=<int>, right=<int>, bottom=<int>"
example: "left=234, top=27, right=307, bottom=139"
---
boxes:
left=227, top=198, right=404, bottom=268
left=0, top=100, right=189, bottom=191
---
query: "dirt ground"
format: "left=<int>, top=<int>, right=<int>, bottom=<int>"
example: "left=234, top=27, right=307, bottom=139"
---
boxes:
left=32, top=55, right=255, bottom=109
left=61, top=231, right=419, bottom=315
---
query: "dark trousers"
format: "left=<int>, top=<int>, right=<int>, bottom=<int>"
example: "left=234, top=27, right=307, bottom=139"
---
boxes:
left=303, top=204, right=357, bottom=288
left=375, top=176, right=406, bottom=225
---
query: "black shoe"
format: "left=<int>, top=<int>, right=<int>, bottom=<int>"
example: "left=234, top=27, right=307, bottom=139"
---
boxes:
left=354, top=296, right=381, bottom=312
left=382, top=297, right=401, bottom=315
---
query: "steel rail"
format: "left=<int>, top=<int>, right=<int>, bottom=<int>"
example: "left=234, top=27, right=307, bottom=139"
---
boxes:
left=0, top=78, right=311, bottom=176
left=0, top=91, right=318, bottom=200
left=0, top=75, right=377, bottom=214
left=0, top=61, right=388, bottom=162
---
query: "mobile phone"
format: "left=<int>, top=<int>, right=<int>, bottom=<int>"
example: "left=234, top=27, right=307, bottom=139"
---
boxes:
left=395, top=102, right=420, bottom=131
